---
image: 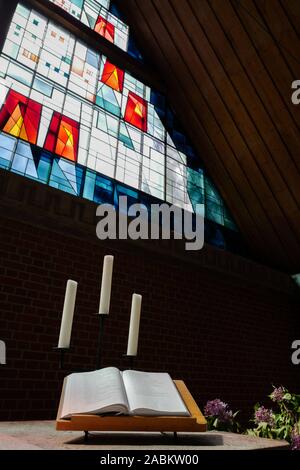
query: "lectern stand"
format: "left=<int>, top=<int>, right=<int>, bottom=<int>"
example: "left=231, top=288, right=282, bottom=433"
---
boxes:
left=56, top=380, right=207, bottom=440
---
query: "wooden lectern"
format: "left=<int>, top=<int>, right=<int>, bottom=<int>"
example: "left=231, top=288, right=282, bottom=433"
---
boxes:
left=56, top=380, right=207, bottom=438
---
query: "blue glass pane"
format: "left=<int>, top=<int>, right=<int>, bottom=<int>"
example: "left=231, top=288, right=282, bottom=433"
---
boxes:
left=96, top=86, right=121, bottom=117
left=72, top=0, right=84, bottom=8
left=16, top=141, right=33, bottom=158
left=150, top=90, right=166, bottom=119
left=75, top=165, right=85, bottom=196
left=115, top=184, right=139, bottom=209
left=37, top=154, right=52, bottom=182
left=94, top=174, right=114, bottom=204
left=0, top=148, right=13, bottom=168
left=49, top=159, right=77, bottom=195
left=187, top=168, right=204, bottom=212
left=224, top=218, right=238, bottom=231
left=223, top=205, right=238, bottom=232
left=83, top=170, right=97, bottom=201
left=109, top=3, right=124, bottom=20
left=86, top=50, right=99, bottom=69
left=11, top=154, right=28, bottom=174
left=205, top=176, right=222, bottom=203
left=26, top=159, right=39, bottom=178
left=33, top=77, right=53, bottom=97
left=0, top=133, right=16, bottom=151
left=119, top=122, right=134, bottom=150
left=127, top=35, right=144, bottom=62
left=12, top=142, right=38, bottom=179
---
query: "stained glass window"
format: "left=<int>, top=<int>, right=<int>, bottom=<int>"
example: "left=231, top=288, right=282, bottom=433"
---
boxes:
left=48, top=0, right=143, bottom=60
left=0, top=3, right=238, bottom=242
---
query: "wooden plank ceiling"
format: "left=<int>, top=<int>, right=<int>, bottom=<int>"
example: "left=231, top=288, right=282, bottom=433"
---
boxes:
left=116, top=0, right=300, bottom=273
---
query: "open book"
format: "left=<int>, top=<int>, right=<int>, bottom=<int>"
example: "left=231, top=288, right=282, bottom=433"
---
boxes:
left=57, top=367, right=190, bottom=419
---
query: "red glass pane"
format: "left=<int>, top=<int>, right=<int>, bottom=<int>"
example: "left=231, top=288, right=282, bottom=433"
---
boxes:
left=44, top=112, right=79, bottom=162
left=124, top=92, right=147, bottom=132
left=101, top=60, right=124, bottom=92
left=0, top=89, right=42, bottom=144
left=94, top=16, right=115, bottom=43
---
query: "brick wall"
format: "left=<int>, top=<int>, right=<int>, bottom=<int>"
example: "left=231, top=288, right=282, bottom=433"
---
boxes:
left=0, top=171, right=299, bottom=423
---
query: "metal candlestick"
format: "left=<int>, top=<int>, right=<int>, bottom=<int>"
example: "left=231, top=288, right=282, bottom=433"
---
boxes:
left=53, top=347, right=69, bottom=370
left=123, top=354, right=135, bottom=370
left=96, top=314, right=106, bottom=370
left=54, top=314, right=107, bottom=371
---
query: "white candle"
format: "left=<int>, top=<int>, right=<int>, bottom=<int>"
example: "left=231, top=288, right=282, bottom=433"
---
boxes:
left=99, top=255, right=114, bottom=314
left=127, top=294, right=142, bottom=356
left=58, top=280, right=78, bottom=349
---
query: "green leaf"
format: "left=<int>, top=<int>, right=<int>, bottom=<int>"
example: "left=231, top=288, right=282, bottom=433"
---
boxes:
left=213, top=417, right=219, bottom=428
left=283, top=393, right=292, bottom=401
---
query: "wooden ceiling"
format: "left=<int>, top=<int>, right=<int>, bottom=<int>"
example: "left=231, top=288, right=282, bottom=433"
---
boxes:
left=116, top=0, right=300, bottom=273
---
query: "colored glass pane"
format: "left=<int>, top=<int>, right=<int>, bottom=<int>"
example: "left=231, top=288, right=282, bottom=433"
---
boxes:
left=0, top=89, right=42, bottom=145
left=101, top=60, right=124, bottom=92
left=124, top=92, right=147, bottom=132
left=94, top=16, right=115, bottom=43
left=44, top=112, right=79, bottom=162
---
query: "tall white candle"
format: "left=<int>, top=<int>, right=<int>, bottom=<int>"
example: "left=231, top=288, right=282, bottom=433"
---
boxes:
left=127, top=294, right=142, bottom=356
left=99, top=255, right=114, bottom=314
left=58, top=280, right=78, bottom=349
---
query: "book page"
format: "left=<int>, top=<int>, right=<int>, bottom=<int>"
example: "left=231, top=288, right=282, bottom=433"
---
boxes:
left=58, top=367, right=129, bottom=419
left=122, top=370, right=190, bottom=416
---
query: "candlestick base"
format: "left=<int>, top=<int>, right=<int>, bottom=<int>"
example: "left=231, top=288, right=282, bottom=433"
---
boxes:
left=53, top=347, right=69, bottom=370
left=123, top=354, right=136, bottom=370
left=95, top=314, right=106, bottom=370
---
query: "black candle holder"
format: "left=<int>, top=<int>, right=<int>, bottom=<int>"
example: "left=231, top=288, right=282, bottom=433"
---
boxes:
left=123, top=354, right=136, bottom=370
left=54, top=314, right=107, bottom=371
left=53, top=347, right=69, bottom=370
left=96, top=314, right=106, bottom=370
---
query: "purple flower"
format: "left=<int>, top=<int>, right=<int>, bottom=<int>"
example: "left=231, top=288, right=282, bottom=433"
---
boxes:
left=204, top=399, right=228, bottom=417
left=219, top=409, right=233, bottom=424
left=254, top=406, right=275, bottom=427
left=291, top=432, right=300, bottom=451
left=270, top=386, right=286, bottom=402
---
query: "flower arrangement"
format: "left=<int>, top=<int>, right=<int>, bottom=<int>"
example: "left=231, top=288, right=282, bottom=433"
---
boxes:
left=204, top=385, right=300, bottom=450
left=204, top=398, right=240, bottom=433
left=246, top=386, right=300, bottom=449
